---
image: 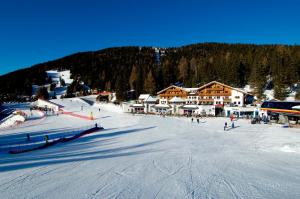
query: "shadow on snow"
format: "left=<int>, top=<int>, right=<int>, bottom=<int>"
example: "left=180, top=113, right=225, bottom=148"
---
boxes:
left=0, top=126, right=162, bottom=172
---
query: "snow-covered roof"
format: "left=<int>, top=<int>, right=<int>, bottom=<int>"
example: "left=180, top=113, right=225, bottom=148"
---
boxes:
left=197, top=81, right=249, bottom=94
left=292, top=105, right=300, bottom=110
left=183, top=88, right=198, bottom=93
left=157, top=85, right=187, bottom=94
left=157, top=81, right=250, bottom=96
left=169, top=96, right=185, bottom=103
left=139, top=94, right=150, bottom=100
left=179, top=105, right=199, bottom=110
left=144, top=96, right=158, bottom=103
left=152, top=104, right=171, bottom=109
left=130, top=104, right=145, bottom=108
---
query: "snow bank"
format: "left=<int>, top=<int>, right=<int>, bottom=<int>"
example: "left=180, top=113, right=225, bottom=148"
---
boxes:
left=93, top=102, right=123, bottom=113
left=0, top=114, right=25, bottom=128
left=274, top=143, right=300, bottom=153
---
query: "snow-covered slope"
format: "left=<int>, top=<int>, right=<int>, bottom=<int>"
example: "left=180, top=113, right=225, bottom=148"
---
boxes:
left=0, top=114, right=25, bottom=128
left=243, top=84, right=299, bottom=101
left=0, top=99, right=300, bottom=198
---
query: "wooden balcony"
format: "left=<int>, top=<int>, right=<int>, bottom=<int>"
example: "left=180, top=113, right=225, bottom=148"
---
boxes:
left=205, top=87, right=224, bottom=91
left=198, top=99, right=214, bottom=102
left=159, top=94, right=187, bottom=98
left=198, top=93, right=231, bottom=96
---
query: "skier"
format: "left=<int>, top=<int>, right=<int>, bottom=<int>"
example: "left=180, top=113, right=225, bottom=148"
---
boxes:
left=99, top=108, right=101, bottom=112
left=197, top=118, right=199, bottom=124
left=224, top=122, right=227, bottom=131
left=191, top=117, right=194, bottom=123
left=45, top=135, right=49, bottom=144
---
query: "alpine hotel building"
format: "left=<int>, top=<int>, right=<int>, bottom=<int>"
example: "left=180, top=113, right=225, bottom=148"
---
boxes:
left=155, top=81, right=251, bottom=116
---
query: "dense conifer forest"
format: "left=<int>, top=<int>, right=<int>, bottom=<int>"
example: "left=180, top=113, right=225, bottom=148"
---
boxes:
left=1, top=43, right=300, bottom=101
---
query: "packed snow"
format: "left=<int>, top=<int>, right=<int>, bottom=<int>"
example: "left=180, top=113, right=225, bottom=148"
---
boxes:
left=1, top=97, right=300, bottom=199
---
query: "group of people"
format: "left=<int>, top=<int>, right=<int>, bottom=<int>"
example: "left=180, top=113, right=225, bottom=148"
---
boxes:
left=191, top=117, right=201, bottom=124
left=224, top=121, right=235, bottom=131
left=251, top=113, right=269, bottom=124
left=224, top=113, right=236, bottom=131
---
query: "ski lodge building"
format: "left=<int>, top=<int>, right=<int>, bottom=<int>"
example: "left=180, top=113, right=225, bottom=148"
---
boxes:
left=122, top=81, right=255, bottom=116
left=145, top=81, right=253, bottom=116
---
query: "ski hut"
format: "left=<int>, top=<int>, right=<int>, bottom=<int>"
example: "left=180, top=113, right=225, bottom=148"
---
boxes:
left=33, top=99, right=64, bottom=112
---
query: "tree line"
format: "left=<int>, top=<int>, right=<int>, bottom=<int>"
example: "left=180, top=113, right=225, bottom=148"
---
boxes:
left=0, top=43, right=300, bottom=102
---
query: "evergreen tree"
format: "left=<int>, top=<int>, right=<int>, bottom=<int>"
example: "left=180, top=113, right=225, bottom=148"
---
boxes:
left=129, top=65, right=138, bottom=90
left=105, top=81, right=111, bottom=91
left=178, top=56, right=188, bottom=85
left=295, top=89, right=300, bottom=100
left=143, top=70, right=156, bottom=95
left=115, top=74, right=129, bottom=101
left=1, top=43, right=300, bottom=101
left=190, top=57, right=198, bottom=86
left=274, top=82, right=287, bottom=100
left=36, top=87, right=49, bottom=100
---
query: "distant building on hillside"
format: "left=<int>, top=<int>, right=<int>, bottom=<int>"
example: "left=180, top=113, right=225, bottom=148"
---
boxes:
left=46, top=70, right=73, bottom=87
left=32, top=69, right=74, bottom=99
left=96, top=91, right=116, bottom=103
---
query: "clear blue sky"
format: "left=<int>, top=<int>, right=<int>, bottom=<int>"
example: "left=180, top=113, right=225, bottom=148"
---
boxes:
left=0, top=0, right=300, bottom=75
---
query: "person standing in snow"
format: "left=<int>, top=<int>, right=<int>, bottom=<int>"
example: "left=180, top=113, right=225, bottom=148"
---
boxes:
left=224, top=122, right=227, bottom=131
left=197, top=118, right=199, bottom=124
left=230, top=114, right=234, bottom=122
left=191, top=117, right=194, bottom=123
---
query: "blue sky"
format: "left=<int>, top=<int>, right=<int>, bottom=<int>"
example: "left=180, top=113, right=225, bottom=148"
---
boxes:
left=0, top=0, right=300, bottom=75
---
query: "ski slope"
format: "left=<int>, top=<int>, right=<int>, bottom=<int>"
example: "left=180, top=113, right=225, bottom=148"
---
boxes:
left=1, top=98, right=300, bottom=199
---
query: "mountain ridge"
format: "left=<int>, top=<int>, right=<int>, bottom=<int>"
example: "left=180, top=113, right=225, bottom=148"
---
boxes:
left=1, top=42, right=300, bottom=100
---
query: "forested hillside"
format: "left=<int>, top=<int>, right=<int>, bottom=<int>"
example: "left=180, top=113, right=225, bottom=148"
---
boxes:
left=1, top=43, right=300, bottom=101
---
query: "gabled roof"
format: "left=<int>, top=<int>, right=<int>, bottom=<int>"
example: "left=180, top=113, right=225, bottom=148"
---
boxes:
left=157, top=85, right=189, bottom=95
left=144, top=96, right=158, bottom=102
left=169, top=96, right=185, bottom=103
left=197, top=81, right=249, bottom=94
left=138, top=94, right=150, bottom=100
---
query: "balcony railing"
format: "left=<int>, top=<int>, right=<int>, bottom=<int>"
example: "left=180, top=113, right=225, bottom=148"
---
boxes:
left=159, top=94, right=187, bottom=98
left=205, top=87, right=224, bottom=91
left=198, top=93, right=231, bottom=96
left=198, top=99, right=214, bottom=102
